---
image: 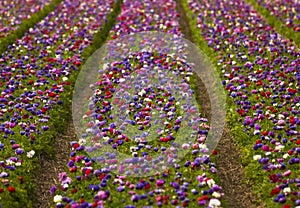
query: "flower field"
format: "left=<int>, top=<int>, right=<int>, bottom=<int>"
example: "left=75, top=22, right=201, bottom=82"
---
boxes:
left=0, top=0, right=299, bottom=208
left=184, top=0, right=300, bottom=207
left=0, top=0, right=52, bottom=37
left=256, top=0, right=299, bottom=32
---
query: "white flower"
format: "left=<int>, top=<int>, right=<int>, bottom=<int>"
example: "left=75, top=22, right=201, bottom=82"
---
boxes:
left=212, top=191, right=221, bottom=198
left=283, top=187, right=291, bottom=194
left=6, top=159, right=14, bottom=165
left=253, top=130, right=260, bottom=135
left=198, top=143, right=206, bottom=148
left=283, top=153, right=289, bottom=159
left=207, top=179, right=215, bottom=187
left=253, top=155, right=261, bottom=160
left=78, top=139, right=86, bottom=145
left=208, top=198, right=221, bottom=207
left=27, top=150, right=35, bottom=158
left=86, top=128, right=92, bottom=133
left=130, top=146, right=137, bottom=152
left=138, top=89, right=146, bottom=96
left=62, top=77, right=68, bottom=81
left=53, top=195, right=62, bottom=203
left=275, top=145, right=284, bottom=151
left=114, top=179, right=122, bottom=183
left=119, top=78, right=125, bottom=83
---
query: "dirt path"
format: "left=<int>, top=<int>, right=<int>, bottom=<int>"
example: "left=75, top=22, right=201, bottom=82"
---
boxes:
left=33, top=119, right=76, bottom=208
left=175, top=1, right=261, bottom=207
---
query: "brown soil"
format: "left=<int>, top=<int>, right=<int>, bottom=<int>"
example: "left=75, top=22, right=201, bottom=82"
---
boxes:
left=175, top=1, right=262, bottom=207
left=33, top=120, right=76, bottom=208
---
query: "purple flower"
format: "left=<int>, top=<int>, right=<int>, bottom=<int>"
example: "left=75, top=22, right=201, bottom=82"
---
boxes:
left=50, top=185, right=57, bottom=194
left=15, top=148, right=24, bottom=155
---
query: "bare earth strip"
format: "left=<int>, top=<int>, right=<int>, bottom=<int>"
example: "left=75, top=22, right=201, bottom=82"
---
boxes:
left=33, top=120, right=75, bottom=208
left=175, top=1, right=262, bottom=207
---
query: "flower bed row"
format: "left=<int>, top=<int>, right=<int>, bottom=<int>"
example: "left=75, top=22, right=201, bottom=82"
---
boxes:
left=50, top=0, right=223, bottom=207
left=184, top=0, right=299, bottom=207
left=0, top=0, right=64, bottom=54
left=255, top=0, right=300, bottom=32
left=0, top=0, right=119, bottom=207
left=245, top=0, right=300, bottom=48
left=0, top=0, right=52, bottom=37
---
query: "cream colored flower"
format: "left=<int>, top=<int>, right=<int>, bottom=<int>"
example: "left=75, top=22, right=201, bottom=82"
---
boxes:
left=207, top=179, right=215, bottom=187
left=212, top=191, right=221, bottom=198
left=27, top=150, right=35, bottom=158
left=53, top=195, right=62, bottom=203
left=253, top=155, right=262, bottom=160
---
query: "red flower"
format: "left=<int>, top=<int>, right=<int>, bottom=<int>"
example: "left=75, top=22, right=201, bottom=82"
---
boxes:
left=282, top=205, right=290, bottom=208
left=75, top=61, right=81, bottom=66
left=144, top=184, right=151, bottom=190
left=270, top=187, right=280, bottom=196
left=198, top=195, right=209, bottom=201
left=99, top=173, right=105, bottom=181
left=69, top=167, right=77, bottom=173
left=48, top=92, right=56, bottom=97
left=269, top=174, right=279, bottom=183
left=73, top=143, right=80, bottom=149
left=211, top=149, right=217, bottom=156
left=0, top=188, right=4, bottom=193
left=41, top=107, right=47, bottom=113
left=85, top=169, right=92, bottom=176
left=8, top=186, right=15, bottom=193
left=256, top=139, right=262, bottom=144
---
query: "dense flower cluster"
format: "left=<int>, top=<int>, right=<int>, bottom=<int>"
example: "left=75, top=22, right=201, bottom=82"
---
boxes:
left=0, top=0, right=52, bottom=37
left=51, top=0, right=223, bottom=207
left=0, top=0, right=115, bottom=205
left=187, top=0, right=299, bottom=207
left=256, top=0, right=300, bottom=32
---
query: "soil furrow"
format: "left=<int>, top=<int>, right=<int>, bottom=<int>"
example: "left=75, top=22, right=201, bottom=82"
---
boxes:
left=175, top=1, right=260, bottom=207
